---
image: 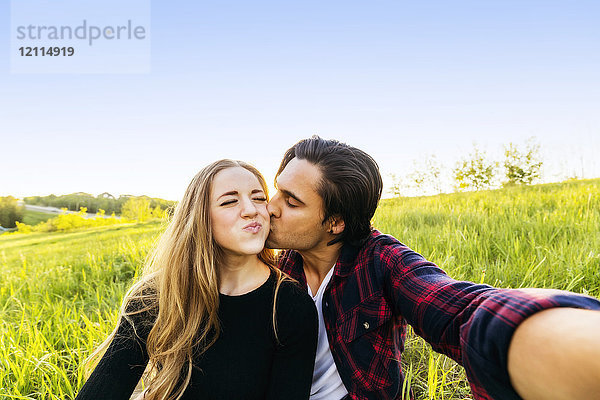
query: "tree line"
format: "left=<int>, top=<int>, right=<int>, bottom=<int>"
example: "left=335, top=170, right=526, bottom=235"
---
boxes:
left=390, top=138, right=544, bottom=197
left=0, top=193, right=176, bottom=230
left=23, top=192, right=175, bottom=215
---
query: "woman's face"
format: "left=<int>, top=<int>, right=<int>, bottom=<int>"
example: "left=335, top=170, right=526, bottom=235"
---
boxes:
left=210, top=167, right=270, bottom=258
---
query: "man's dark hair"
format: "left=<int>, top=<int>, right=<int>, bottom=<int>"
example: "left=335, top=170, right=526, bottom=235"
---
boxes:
left=276, top=136, right=383, bottom=246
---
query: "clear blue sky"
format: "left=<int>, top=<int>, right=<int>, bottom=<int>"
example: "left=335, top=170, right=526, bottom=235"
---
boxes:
left=2, top=0, right=599, bottom=200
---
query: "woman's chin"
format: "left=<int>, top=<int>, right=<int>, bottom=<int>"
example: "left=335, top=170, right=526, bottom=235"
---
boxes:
left=224, top=243, right=266, bottom=257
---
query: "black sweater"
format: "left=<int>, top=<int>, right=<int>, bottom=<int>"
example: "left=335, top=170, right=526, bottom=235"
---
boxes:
left=75, top=273, right=318, bottom=400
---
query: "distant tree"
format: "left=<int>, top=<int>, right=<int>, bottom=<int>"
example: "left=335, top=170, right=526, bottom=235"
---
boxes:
left=453, top=146, right=498, bottom=191
left=408, top=155, right=442, bottom=195
left=96, top=193, right=116, bottom=214
left=387, top=173, right=405, bottom=197
left=503, top=138, right=543, bottom=186
left=24, top=195, right=42, bottom=205
left=121, top=197, right=153, bottom=222
left=0, top=196, right=24, bottom=228
left=98, top=192, right=115, bottom=199
left=23, top=193, right=175, bottom=216
left=151, top=205, right=167, bottom=219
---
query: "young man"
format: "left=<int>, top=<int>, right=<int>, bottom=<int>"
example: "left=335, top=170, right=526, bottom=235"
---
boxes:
left=266, top=136, right=600, bottom=400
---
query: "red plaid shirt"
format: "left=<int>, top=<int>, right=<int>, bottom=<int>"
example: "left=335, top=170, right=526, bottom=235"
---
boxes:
left=277, top=230, right=600, bottom=400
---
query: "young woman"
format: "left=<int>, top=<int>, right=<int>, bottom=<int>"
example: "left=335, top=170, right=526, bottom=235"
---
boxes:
left=75, top=160, right=318, bottom=400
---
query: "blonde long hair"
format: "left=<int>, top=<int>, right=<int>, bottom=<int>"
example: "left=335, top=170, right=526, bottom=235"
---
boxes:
left=85, top=160, right=290, bottom=400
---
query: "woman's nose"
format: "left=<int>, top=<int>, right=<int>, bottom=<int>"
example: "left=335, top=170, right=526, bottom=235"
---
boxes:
left=240, top=198, right=259, bottom=217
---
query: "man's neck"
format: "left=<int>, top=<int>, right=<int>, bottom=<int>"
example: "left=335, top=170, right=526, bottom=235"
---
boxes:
left=298, top=242, right=343, bottom=295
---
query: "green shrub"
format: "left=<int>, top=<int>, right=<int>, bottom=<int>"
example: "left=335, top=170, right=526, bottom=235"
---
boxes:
left=0, top=196, right=24, bottom=228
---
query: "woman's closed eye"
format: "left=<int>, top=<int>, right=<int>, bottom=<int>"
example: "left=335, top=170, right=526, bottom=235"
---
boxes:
left=219, top=199, right=237, bottom=206
left=220, top=196, right=266, bottom=206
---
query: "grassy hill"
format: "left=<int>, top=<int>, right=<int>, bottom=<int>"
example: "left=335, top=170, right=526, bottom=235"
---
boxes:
left=22, top=209, right=56, bottom=226
left=1, top=178, right=598, bottom=399
left=374, top=178, right=600, bottom=295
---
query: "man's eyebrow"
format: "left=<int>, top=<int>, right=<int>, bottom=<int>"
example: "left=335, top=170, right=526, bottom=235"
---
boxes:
left=279, top=189, right=305, bottom=205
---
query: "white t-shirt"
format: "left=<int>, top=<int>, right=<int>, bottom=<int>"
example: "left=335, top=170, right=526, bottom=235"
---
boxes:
left=307, top=266, right=348, bottom=400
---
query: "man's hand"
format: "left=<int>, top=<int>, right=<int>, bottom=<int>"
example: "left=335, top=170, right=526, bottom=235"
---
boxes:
left=508, top=306, right=600, bottom=399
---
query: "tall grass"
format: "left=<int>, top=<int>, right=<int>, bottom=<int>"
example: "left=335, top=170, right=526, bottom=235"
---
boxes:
left=375, top=179, right=600, bottom=294
left=373, top=178, right=600, bottom=399
left=1, top=179, right=598, bottom=399
left=0, top=222, right=163, bottom=399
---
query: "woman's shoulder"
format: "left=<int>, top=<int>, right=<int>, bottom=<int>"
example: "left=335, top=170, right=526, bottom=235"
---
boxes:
left=124, top=282, right=158, bottom=312
left=272, top=275, right=317, bottom=345
left=274, top=276, right=316, bottom=317
left=120, top=282, right=159, bottom=339
left=276, top=275, right=309, bottom=298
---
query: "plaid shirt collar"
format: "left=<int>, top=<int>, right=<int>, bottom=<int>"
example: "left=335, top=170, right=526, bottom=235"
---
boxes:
left=282, top=238, right=362, bottom=282
left=334, top=241, right=361, bottom=277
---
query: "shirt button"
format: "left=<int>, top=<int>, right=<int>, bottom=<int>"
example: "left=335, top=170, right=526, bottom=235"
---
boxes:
left=325, top=301, right=329, bottom=307
left=363, top=322, right=370, bottom=329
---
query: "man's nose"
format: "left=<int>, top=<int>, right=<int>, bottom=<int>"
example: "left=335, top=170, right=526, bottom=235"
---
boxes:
left=267, top=192, right=281, bottom=218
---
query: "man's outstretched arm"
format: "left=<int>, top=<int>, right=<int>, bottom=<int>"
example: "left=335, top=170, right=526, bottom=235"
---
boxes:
left=508, top=306, right=600, bottom=400
left=380, top=241, right=600, bottom=399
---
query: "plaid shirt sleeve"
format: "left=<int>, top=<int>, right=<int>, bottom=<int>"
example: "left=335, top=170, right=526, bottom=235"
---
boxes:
left=381, top=243, right=600, bottom=399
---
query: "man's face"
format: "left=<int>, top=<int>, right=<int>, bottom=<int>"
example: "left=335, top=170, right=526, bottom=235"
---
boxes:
left=266, top=158, right=329, bottom=251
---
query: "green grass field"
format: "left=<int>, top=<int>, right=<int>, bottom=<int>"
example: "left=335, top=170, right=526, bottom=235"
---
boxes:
left=21, top=210, right=57, bottom=226
left=1, top=179, right=599, bottom=399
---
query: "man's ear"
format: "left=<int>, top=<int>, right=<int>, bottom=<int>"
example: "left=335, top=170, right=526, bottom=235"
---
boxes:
left=328, top=216, right=345, bottom=235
